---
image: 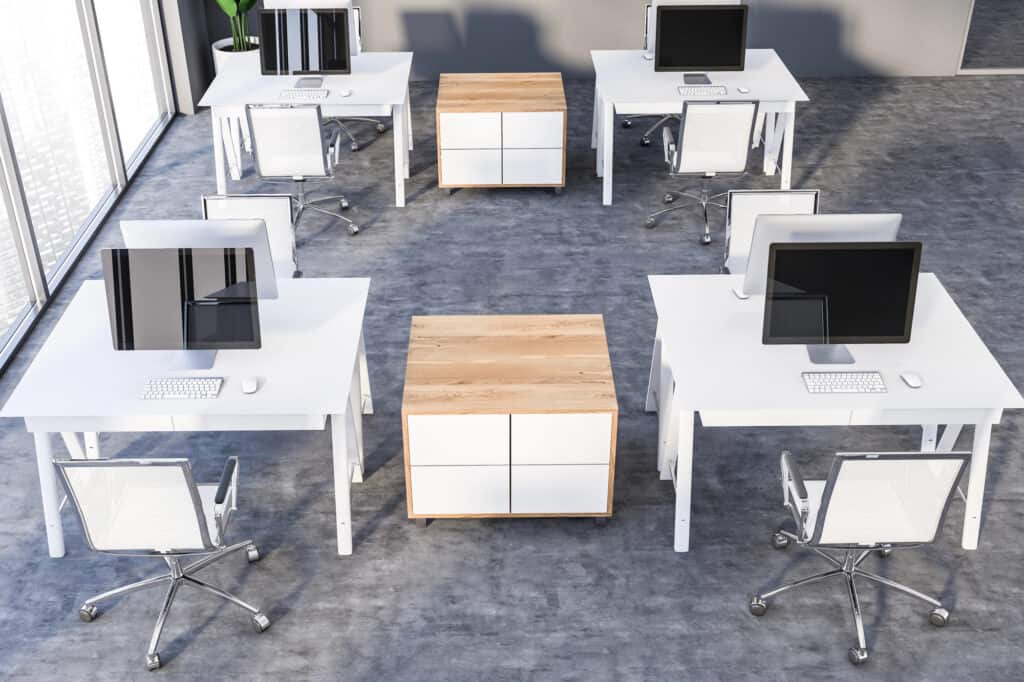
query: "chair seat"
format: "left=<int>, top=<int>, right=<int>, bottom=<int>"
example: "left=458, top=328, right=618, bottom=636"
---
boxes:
left=802, top=480, right=826, bottom=541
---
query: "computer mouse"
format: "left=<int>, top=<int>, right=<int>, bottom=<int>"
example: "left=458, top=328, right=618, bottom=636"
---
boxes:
left=338, top=89, right=353, bottom=98
left=737, top=86, right=751, bottom=94
left=900, top=372, right=923, bottom=389
left=241, top=377, right=260, bottom=395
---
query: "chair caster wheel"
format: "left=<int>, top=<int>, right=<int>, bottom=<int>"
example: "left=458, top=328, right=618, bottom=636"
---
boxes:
left=848, top=647, right=869, bottom=665
left=79, top=604, right=98, bottom=622
left=340, top=199, right=350, bottom=210
left=929, top=607, right=949, bottom=627
left=641, top=136, right=652, bottom=146
left=663, top=193, right=675, bottom=204
left=350, top=143, right=360, bottom=152
left=877, top=547, right=893, bottom=559
left=246, top=544, right=260, bottom=563
left=252, top=612, right=271, bottom=633
left=622, top=120, right=633, bottom=129
left=701, top=234, right=712, bottom=245
left=749, top=596, right=768, bottom=616
left=146, top=653, right=161, bottom=671
left=376, top=123, right=386, bottom=134
left=348, top=224, right=360, bottom=235
left=771, top=531, right=790, bottom=550
left=645, top=217, right=657, bottom=229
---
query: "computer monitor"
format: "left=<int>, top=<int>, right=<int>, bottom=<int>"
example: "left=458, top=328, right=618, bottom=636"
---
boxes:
left=259, top=7, right=351, bottom=75
left=120, top=220, right=279, bottom=299
left=762, top=242, right=922, bottom=364
left=655, top=4, right=748, bottom=72
left=740, top=213, right=902, bottom=297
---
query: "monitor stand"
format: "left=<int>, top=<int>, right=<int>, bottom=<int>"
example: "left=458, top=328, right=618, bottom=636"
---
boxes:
left=168, top=349, right=218, bottom=372
left=684, top=73, right=712, bottom=85
left=806, top=344, right=855, bottom=365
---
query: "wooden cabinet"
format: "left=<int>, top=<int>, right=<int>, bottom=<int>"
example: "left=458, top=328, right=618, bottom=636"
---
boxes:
left=435, top=73, right=567, bottom=190
left=402, top=315, right=618, bottom=521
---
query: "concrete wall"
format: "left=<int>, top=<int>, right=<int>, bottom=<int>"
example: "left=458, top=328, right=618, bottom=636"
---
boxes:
left=191, top=0, right=974, bottom=85
left=162, top=0, right=214, bottom=114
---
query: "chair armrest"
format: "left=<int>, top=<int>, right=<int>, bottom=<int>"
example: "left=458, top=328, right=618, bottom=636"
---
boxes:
left=214, top=456, right=238, bottom=505
left=662, top=125, right=676, bottom=168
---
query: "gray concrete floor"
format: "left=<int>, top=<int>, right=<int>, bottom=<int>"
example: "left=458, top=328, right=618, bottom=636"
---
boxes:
left=1, top=75, right=1023, bottom=679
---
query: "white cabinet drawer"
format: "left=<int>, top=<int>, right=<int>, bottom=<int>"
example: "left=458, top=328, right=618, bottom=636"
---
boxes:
left=438, top=112, right=502, bottom=149
left=502, top=149, right=563, bottom=186
left=407, top=414, right=510, bottom=466
left=411, top=465, right=510, bottom=515
left=440, top=149, right=502, bottom=186
left=511, top=465, right=609, bottom=514
left=511, top=413, right=613, bottom=464
left=502, top=111, right=564, bottom=149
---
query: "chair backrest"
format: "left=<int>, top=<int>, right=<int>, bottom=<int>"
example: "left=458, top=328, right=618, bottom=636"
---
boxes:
left=674, top=101, right=756, bottom=175
left=56, top=459, right=215, bottom=555
left=811, top=452, right=970, bottom=547
left=248, top=104, right=330, bottom=179
left=202, top=194, right=297, bottom=277
left=725, top=190, right=819, bottom=273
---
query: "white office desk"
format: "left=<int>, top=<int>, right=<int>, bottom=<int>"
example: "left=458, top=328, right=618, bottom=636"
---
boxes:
left=645, top=273, right=1024, bottom=552
left=0, top=278, right=373, bottom=558
left=199, top=52, right=414, bottom=206
left=590, top=49, right=809, bottom=206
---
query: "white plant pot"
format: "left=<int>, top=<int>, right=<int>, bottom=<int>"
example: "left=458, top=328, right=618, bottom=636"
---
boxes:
left=212, top=37, right=260, bottom=75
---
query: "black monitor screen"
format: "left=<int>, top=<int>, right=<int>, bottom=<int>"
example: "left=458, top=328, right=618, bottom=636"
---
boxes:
left=259, top=9, right=350, bottom=75
left=102, top=248, right=261, bottom=351
left=655, top=5, right=748, bottom=72
left=762, top=242, right=922, bottom=345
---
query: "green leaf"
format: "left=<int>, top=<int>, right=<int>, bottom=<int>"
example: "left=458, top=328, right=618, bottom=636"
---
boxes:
left=237, top=0, right=257, bottom=12
left=213, top=0, right=239, bottom=17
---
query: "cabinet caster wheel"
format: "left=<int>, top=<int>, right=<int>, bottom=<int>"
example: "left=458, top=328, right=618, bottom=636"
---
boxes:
left=79, top=604, right=98, bottom=622
left=929, top=607, right=949, bottom=627
left=445, top=188, right=454, bottom=196
left=350, top=142, right=360, bottom=152
left=645, top=217, right=657, bottom=229
left=701, top=234, right=712, bottom=245
left=594, top=517, right=609, bottom=527
left=848, top=647, right=869, bottom=665
left=146, top=654, right=161, bottom=671
left=749, top=596, right=768, bottom=616
left=376, top=123, right=386, bottom=134
left=416, top=518, right=430, bottom=528
left=554, top=187, right=563, bottom=195
left=771, top=531, right=790, bottom=550
left=641, top=136, right=652, bottom=146
left=246, top=544, right=260, bottom=563
left=348, top=224, right=360, bottom=235
left=252, top=612, right=271, bottom=633
left=340, top=198, right=350, bottom=210
left=663, top=193, right=675, bottom=204
left=622, top=119, right=633, bottom=129
left=877, top=547, right=893, bottom=559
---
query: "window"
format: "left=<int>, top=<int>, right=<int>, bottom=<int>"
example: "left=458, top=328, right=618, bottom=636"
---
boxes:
left=0, top=205, right=30, bottom=343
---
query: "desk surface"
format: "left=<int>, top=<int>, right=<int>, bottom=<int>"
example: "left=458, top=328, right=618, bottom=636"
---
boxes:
left=0, top=278, right=370, bottom=422
left=649, top=273, right=1023, bottom=420
left=199, top=52, right=413, bottom=108
left=436, top=73, right=567, bottom=113
left=402, top=315, right=617, bottom=415
left=592, top=49, right=808, bottom=105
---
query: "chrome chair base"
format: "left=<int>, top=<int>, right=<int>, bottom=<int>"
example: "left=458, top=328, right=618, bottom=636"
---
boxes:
left=645, top=176, right=726, bottom=244
left=292, top=181, right=359, bottom=235
left=78, top=540, right=269, bottom=671
left=749, top=530, right=949, bottom=666
left=622, top=114, right=681, bottom=146
left=332, top=118, right=388, bottom=152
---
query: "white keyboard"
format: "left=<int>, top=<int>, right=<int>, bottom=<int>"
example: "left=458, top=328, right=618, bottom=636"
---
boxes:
left=678, top=85, right=728, bottom=97
left=279, top=88, right=328, bottom=103
left=142, top=377, right=224, bottom=400
left=802, top=372, right=887, bottom=394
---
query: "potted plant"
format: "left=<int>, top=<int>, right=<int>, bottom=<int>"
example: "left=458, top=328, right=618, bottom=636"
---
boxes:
left=211, top=0, right=260, bottom=75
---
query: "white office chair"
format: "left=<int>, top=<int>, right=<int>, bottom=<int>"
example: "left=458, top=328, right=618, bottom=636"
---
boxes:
left=202, top=194, right=299, bottom=277
left=645, top=100, right=757, bottom=244
left=723, top=189, right=819, bottom=273
left=56, top=457, right=269, bottom=671
left=247, top=103, right=359, bottom=235
left=749, top=450, right=970, bottom=666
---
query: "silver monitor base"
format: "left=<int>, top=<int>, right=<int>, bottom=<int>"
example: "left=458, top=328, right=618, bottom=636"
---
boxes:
left=167, top=349, right=218, bottom=372
left=806, top=344, right=855, bottom=365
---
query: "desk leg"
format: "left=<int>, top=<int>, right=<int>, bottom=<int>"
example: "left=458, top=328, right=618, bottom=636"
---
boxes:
left=358, top=332, right=373, bottom=415
left=658, top=369, right=677, bottom=481
left=212, top=110, right=227, bottom=195
left=591, top=83, right=599, bottom=151
left=601, top=99, right=615, bottom=205
left=762, top=113, right=777, bottom=175
left=349, top=362, right=365, bottom=484
left=962, top=421, right=993, bottom=551
left=392, top=103, right=407, bottom=207
left=921, top=424, right=938, bottom=451
left=225, top=116, right=242, bottom=181
left=645, top=321, right=662, bottom=413
left=330, top=412, right=353, bottom=556
left=780, top=110, right=795, bottom=190
left=84, top=432, right=100, bottom=458
left=34, top=432, right=65, bottom=558
left=405, top=87, right=414, bottom=152
left=674, top=410, right=695, bottom=553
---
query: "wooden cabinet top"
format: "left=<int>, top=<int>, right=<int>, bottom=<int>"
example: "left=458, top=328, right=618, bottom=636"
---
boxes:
left=402, top=314, right=617, bottom=415
left=436, top=73, right=567, bottom=113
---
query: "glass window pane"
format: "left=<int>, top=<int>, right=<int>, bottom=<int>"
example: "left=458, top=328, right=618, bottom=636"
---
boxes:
left=0, top=206, right=31, bottom=342
left=93, top=0, right=165, bottom=161
left=0, top=1, right=114, bottom=277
